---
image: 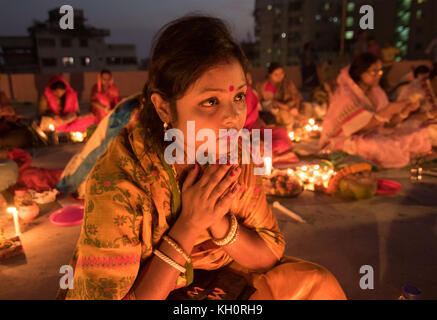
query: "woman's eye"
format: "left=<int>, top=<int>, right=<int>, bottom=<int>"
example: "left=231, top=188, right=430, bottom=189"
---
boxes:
left=235, top=92, right=246, bottom=103
left=201, top=97, right=219, bottom=107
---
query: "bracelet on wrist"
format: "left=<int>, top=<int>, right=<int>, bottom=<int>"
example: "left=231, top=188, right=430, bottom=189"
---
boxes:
left=210, top=213, right=239, bottom=247
left=162, top=235, right=191, bottom=263
left=374, top=113, right=390, bottom=123
left=153, top=249, right=186, bottom=274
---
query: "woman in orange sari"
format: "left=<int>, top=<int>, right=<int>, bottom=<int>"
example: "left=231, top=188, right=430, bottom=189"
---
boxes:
left=90, top=70, right=120, bottom=123
left=58, top=16, right=346, bottom=300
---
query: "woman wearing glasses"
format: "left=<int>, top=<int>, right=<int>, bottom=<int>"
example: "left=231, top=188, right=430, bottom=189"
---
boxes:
left=320, top=53, right=431, bottom=168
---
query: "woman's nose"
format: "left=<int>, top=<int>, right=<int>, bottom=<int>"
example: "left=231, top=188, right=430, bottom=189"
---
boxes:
left=222, top=102, right=242, bottom=126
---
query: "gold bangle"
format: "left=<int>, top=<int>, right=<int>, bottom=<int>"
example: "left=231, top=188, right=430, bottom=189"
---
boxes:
left=374, top=113, right=390, bottom=123
left=211, top=213, right=239, bottom=246
left=153, top=249, right=186, bottom=274
left=162, top=235, right=191, bottom=263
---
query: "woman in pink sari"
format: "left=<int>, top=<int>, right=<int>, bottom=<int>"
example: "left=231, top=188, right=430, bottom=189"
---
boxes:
left=38, top=75, right=95, bottom=132
left=320, top=53, right=431, bottom=168
left=90, top=70, right=120, bottom=123
left=259, top=63, right=302, bottom=131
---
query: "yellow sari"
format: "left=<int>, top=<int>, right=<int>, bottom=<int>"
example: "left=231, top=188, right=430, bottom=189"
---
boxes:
left=57, top=115, right=346, bottom=300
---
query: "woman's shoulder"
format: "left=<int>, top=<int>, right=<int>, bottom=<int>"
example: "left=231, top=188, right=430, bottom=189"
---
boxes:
left=87, top=126, right=151, bottom=190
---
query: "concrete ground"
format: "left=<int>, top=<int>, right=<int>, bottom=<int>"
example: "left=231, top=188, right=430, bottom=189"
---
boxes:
left=0, top=142, right=436, bottom=300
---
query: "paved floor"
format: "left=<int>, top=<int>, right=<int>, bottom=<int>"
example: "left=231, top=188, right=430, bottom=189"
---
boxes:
left=0, top=143, right=436, bottom=300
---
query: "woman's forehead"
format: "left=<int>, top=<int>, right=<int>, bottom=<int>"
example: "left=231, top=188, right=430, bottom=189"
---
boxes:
left=368, top=61, right=382, bottom=70
left=190, top=61, right=246, bottom=93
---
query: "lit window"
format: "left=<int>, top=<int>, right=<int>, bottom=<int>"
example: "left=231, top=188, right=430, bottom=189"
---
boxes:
left=275, top=8, right=281, bottom=15
left=401, top=0, right=412, bottom=9
left=346, top=16, right=354, bottom=27
left=345, top=31, right=354, bottom=40
left=333, top=17, right=339, bottom=23
left=324, top=2, right=330, bottom=10
left=62, top=57, right=74, bottom=67
left=400, top=45, right=408, bottom=55
left=417, top=0, right=426, bottom=4
left=267, top=48, right=272, bottom=53
left=416, top=9, right=422, bottom=19
left=401, top=12, right=411, bottom=24
left=347, top=2, right=355, bottom=12
left=267, top=4, right=272, bottom=10
left=81, top=57, right=91, bottom=66
left=281, top=32, right=287, bottom=38
left=315, top=14, right=321, bottom=21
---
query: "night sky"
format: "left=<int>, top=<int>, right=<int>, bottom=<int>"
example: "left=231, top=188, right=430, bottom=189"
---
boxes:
left=0, top=0, right=255, bottom=60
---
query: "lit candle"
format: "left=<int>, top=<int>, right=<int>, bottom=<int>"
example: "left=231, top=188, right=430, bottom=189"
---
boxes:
left=288, top=131, right=295, bottom=141
left=312, top=124, right=319, bottom=131
left=48, top=124, right=55, bottom=132
left=305, top=124, right=313, bottom=132
left=309, top=118, right=315, bottom=126
left=7, top=207, right=21, bottom=236
left=71, top=132, right=85, bottom=142
left=264, top=157, right=272, bottom=175
left=301, top=166, right=308, bottom=171
left=314, top=165, right=320, bottom=170
left=287, top=169, right=294, bottom=175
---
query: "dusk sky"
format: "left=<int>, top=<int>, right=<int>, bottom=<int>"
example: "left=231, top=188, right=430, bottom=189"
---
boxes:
left=0, top=0, right=256, bottom=60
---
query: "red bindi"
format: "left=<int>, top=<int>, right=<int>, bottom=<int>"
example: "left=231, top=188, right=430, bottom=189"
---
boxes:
left=229, top=85, right=234, bottom=92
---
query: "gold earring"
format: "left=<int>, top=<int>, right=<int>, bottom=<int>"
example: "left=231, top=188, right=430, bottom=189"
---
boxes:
left=163, top=122, right=168, bottom=132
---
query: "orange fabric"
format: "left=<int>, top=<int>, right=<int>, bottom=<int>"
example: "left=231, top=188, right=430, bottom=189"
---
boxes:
left=227, top=257, right=346, bottom=300
left=90, top=73, right=120, bottom=123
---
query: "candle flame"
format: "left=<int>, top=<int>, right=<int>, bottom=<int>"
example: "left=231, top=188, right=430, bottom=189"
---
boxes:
left=305, top=124, right=313, bottom=132
left=7, top=207, right=18, bottom=215
left=48, top=124, right=55, bottom=131
left=71, top=132, right=85, bottom=142
left=309, top=118, right=315, bottom=126
left=288, top=131, right=295, bottom=140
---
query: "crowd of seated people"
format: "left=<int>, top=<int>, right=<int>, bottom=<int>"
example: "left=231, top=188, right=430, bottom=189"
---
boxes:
left=2, top=52, right=437, bottom=172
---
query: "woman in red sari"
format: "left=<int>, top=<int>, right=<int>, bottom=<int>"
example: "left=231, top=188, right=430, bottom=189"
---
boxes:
left=38, top=75, right=95, bottom=132
left=90, top=70, right=120, bottom=123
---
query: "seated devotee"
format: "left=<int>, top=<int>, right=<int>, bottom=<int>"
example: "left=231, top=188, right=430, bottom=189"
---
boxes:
left=0, top=91, right=34, bottom=149
left=393, top=68, right=437, bottom=145
left=57, top=16, right=346, bottom=300
left=244, top=72, right=298, bottom=165
left=258, top=62, right=302, bottom=131
left=38, top=75, right=95, bottom=133
left=389, top=65, right=430, bottom=101
left=320, top=53, right=431, bottom=168
left=90, top=70, right=120, bottom=123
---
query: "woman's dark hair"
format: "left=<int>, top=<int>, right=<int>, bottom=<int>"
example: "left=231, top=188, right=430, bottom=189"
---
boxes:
left=268, top=62, right=282, bottom=75
left=139, top=15, right=249, bottom=150
left=100, top=69, right=112, bottom=76
left=429, top=67, right=437, bottom=80
left=349, top=52, right=380, bottom=84
left=50, top=81, right=66, bottom=91
left=414, top=65, right=430, bottom=78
